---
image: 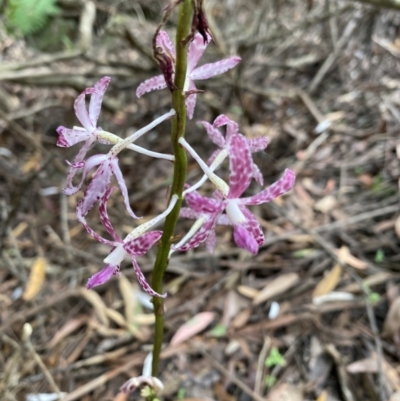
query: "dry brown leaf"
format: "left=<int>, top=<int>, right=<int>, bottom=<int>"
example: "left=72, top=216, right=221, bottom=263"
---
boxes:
left=49, top=316, right=88, bottom=348
left=383, top=297, right=400, bottom=338
left=268, top=383, right=303, bottom=401
left=237, top=285, right=259, bottom=299
left=21, top=152, right=41, bottom=173
left=314, top=195, right=337, bottom=213
left=395, top=216, right=400, bottom=239
left=23, top=257, right=47, bottom=301
left=118, top=275, right=137, bottom=326
left=253, top=273, right=299, bottom=305
left=312, top=264, right=342, bottom=297
left=170, top=312, right=215, bottom=346
left=337, top=246, right=367, bottom=269
left=315, top=391, right=327, bottom=401
left=346, top=355, right=378, bottom=373
left=79, top=288, right=109, bottom=326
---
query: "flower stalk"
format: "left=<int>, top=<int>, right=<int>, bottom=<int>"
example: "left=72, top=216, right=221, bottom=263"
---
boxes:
left=150, top=0, right=193, bottom=377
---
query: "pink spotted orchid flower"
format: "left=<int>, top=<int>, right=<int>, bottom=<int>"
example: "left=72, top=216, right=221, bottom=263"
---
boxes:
left=57, top=77, right=174, bottom=196
left=69, top=109, right=176, bottom=218
left=174, top=135, right=295, bottom=254
left=57, top=76, right=111, bottom=194
left=186, top=115, right=268, bottom=195
left=136, top=31, right=241, bottom=119
left=77, top=186, right=178, bottom=297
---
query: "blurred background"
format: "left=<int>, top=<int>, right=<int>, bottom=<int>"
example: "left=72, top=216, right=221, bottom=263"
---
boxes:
left=1, top=0, right=400, bottom=400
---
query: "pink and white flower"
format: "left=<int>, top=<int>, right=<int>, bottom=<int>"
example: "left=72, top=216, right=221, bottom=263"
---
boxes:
left=198, top=114, right=268, bottom=185
left=57, top=77, right=175, bottom=197
left=57, top=76, right=111, bottom=195
left=136, top=31, right=241, bottom=119
left=69, top=109, right=176, bottom=218
left=174, top=135, right=295, bottom=254
left=78, top=187, right=178, bottom=297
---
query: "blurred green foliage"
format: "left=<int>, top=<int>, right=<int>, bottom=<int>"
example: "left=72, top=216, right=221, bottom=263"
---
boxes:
left=5, top=0, right=59, bottom=35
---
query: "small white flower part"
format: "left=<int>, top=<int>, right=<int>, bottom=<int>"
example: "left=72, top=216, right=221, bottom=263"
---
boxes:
left=120, top=376, right=164, bottom=394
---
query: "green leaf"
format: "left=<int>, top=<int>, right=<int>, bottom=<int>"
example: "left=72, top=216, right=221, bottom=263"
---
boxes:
left=265, top=347, right=286, bottom=368
left=375, top=249, right=385, bottom=263
left=5, top=0, right=60, bottom=35
left=265, top=375, right=277, bottom=388
left=208, top=323, right=227, bottom=338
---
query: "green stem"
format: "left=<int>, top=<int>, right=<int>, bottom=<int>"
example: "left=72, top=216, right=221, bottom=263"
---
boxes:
left=151, top=0, right=192, bottom=378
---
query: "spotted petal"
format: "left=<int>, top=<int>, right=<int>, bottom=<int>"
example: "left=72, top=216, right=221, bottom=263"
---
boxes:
left=99, top=187, right=121, bottom=243
left=76, top=199, right=116, bottom=246
left=239, top=205, right=264, bottom=247
left=131, top=258, right=166, bottom=298
left=198, top=121, right=225, bottom=147
left=63, top=150, right=104, bottom=196
left=191, top=57, right=241, bottom=80
left=185, top=81, right=197, bottom=120
left=187, top=32, right=211, bottom=73
left=80, top=157, right=113, bottom=216
left=136, top=75, right=167, bottom=98
left=74, top=88, right=96, bottom=132
left=56, top=126, right=90, bottom=147
left=228, top=134, right=253, bottom=199
left=123, top=231, right=162, bottom=257
left=156, top=30, right=176, bottom=59
left=89, top=76, right=111, bottom=126
left=233, top=224, right=259, bottom=254
left=213, top=114, right=239, bottom=140
left=248, top=136, right=268, bottom=152
left=185, top=188, right=223, bottom=213
left=87, top=264, right=119, bottom=289
left=176, top=205, right=224, bottom=251
left=240, top=169, right=296, bottom=206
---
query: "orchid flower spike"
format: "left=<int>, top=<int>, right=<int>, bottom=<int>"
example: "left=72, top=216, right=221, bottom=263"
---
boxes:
left=175, top=134, right=295, bottom=254
left=57, top=77, right=175, bottom=195
left=78, top=187, right=178, bottom=297
left=70, top=109, right=176, bottom=218
left=136, top=31, right=241, bottom=119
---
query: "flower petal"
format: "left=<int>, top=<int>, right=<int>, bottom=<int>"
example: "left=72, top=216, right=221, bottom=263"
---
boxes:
left=180, top=207, right=199, bottom=219
left=131, top=258, right=166, bottom=298
left=228, top=134, right=253, bottom=198
left=74, top=89, right=96, bottom=132
left=187, top=32, right=211, bottom=73
left=56, top=126, right=89, bottom=147
left=252, top=162, right=264, bottom=186
left=136, top=75, right=167, bottom=98
left=76, top=200, right=116, bottom=246
left=191, top=57, right=241, bottom=80
left=205, top=230, right=217, bottom=253
left=240, top=168, right=296, bottom=205
left=99, top=187, right=122, bottom=242
left=79, top=158, right=113, bottom=216
left=233, top=224, right=259, bottom=254
left=198, top=121, right=225, bottom=147
left=248, top=136, right=268, bottom=152
left=110, top=158, right=140, bottom=219
left=185, top=81, right=197, bottom=120
left=176, top=206, right=223, bottom=252
left=213, top=114, right=239, bottom=140
left=239, top=205, right=264, bottom=246
left=156, top=31, right=176, bottom=59
left=123, top=231, right=162, bottom=257
left=89, top=76, right=111, bottom=126
left=185, top=188, right=223, bottom=213
left=87, top=264, right=118, bottom=289
left=63, top=147, right=103, bottom=195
